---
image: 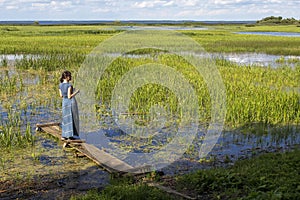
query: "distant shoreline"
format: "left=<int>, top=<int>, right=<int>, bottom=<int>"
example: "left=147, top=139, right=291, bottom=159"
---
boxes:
left=0, top=20, right=256, bottom=26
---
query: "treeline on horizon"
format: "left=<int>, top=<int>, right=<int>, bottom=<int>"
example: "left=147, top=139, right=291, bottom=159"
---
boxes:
left=256, top=16, right=300, bottom=25
left=1, top=16, right=299, bottom=26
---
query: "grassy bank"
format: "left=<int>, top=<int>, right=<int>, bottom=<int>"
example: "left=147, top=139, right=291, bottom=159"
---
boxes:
left=72, top=148, right=300, bottom=200
left=174, top=148, right=300, bottom=199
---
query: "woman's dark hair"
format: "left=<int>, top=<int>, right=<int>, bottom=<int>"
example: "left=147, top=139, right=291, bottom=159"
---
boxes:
left=60, top=70, right=72, bottom=83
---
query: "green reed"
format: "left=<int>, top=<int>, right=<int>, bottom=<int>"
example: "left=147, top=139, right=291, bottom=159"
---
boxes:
left=96, top=53, right=299, bottom=129
left=15, top=52, right=85, bottom=71
left=1, top=25, right=300, bottom=56
left=0, top=70, right=18, bottom=95
left=0, top=105, right=36, bottom=148
left=0, top=69, right=61, bottom=149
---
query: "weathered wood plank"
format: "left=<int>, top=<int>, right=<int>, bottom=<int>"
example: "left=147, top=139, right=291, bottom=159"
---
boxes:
left=147, top=182, right=196, bottom=200
left=36, top=122, right=60, bottom=128
left=82, top=143, right=134, bottom=172
left=36, top=122, right=153, bottom=175
left=42, top=126, right=61, bottom=139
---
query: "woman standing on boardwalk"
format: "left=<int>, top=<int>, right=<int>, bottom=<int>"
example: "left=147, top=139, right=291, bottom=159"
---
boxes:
left=59, top=70, right=80, bottom=140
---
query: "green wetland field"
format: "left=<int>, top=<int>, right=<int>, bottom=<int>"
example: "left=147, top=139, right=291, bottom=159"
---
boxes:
left=0, top=23, right=299, bottom=199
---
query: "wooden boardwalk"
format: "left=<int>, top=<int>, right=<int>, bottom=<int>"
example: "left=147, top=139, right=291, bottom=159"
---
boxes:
left=36, top=122, right=196, bottom=199
left=36, top=122, right=152, bottom=175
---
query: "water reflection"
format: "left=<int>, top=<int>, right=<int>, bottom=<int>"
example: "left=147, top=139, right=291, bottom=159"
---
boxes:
left=236, top=31, right=300, bottom=37
left=1, top=51, right=300, bottom=68
left=101, top=52, right=300, bottom=68
left=211, top=52, right=300, bottom=68
left=80, top=112, right=300, bottom=175
left=113, top=26, right=209, bottom=31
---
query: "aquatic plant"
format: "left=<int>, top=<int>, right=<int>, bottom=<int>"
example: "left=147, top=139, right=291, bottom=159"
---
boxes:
left=96, top=53, right=299, bottom=129
left=175, top=149, right=300, bottom=199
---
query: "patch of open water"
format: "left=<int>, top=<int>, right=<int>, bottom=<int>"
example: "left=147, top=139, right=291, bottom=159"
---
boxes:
left=111, top=26, right=209, bottom=31
left=236, top=31, right=300, bottom=37
left=103, top=52, right=300, bottom=68
left=79, top=117, right=300, bottom=175
left=1, top=52, right=300, bottom=69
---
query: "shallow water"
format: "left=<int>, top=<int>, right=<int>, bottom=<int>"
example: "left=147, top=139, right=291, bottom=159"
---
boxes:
left=113, top=26, right=209, bottom=31
left=99, top=52, right=300, bottom=68
left=211, top=52, right=300, bottom=68
left=1, top=60, right=299, bottom=177
left=79, top=117, right=300, bottom=175
left=1, top=51, right=300, bottom=69
left=236, top=31, right=300, bottom=37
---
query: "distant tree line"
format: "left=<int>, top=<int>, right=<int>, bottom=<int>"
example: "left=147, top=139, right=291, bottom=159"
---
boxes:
left=256, top=16, right=300, bottom=25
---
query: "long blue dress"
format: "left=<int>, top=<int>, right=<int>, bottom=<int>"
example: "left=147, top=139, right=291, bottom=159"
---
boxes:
left=59, top=82, right=79, bottom=139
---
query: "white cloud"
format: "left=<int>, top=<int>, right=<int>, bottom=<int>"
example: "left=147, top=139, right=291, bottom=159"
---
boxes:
left=92, top=7, right=111, bottom=13
left=0, top=0, right=299, bottom=20
left=133, top=1, right=175, bottom=8
left=6, top=5, right=18, bottom=9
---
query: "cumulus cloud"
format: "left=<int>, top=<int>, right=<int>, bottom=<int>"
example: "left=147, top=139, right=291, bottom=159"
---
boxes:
left=0, top=0, right=299, bottom=20
left=133, top=1, right=175, bottom=8
left=29, top=1, right=73, bottom=11
left=92, top=7, right=111, bottom=13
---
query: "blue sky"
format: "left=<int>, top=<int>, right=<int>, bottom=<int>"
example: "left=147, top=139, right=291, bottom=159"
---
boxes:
left=0, top=0, right=299, bottom=21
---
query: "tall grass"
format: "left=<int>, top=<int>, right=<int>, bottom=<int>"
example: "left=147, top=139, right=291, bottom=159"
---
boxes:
left=0, top=105, right=35, bottom=148
left=1, top=25, right=300, bottom=55
left=15, top=52, right=85, bottom=71
left=96, top=52, right=299, bottom=128
left=0, top=68, right=60, bottom=149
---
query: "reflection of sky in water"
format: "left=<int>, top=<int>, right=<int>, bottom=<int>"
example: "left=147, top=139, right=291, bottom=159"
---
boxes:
left=99, top=52, right=300, bottom=68
left=0, top=104, right=61, bottom=133
left=211, top=53, right=300, bottom=68
left=112, top=26, right=209, bottom=31
left=236, top=31, right=300, bottom=37
left=80, top=115, right=300, bottom=175
left=1, top=51, right=300, bottom=68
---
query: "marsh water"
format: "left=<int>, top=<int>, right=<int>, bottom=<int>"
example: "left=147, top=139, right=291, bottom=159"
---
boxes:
left=236, top=31, right=300, bottom=37
left=2, top=52, right=300, bottom=69
left=1, top=93, right=299, bottom=177
left=0, top=52, right=299, bottom=177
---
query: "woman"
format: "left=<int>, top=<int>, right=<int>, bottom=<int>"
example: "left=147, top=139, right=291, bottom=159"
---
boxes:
left=59, top=70, right=80, bottom=140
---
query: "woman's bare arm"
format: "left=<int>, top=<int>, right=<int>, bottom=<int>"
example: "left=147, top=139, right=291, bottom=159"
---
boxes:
left=59, top=89, right=63, bottom=98
left=68, top=86, right=80, bottom=99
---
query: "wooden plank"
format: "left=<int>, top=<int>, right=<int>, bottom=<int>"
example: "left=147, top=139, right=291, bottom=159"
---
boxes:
left=126, top=165, right=153, bottom=174
left=42, top=126, right=61, bottom=139
left=147, top=182, right=196, bottom=200
left=36, top=122, right=60, bottom=128
left=62, top=139, right=85, bottom=143
left=36, top=122, right=152, bottom=175
left=82, top=143, right=134, bottom=172
left=69, top=144, right=115, bottom=173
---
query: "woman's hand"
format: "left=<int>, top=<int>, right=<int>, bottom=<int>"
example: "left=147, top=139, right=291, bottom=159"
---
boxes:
left=68, top=88, right=80, bottom=99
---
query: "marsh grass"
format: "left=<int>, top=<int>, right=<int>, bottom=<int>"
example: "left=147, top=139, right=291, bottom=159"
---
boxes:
left=182, top=24, right=300, bottom=55
left=0, top=68, right=61, bottom=149
left=174, top=149, right=300, bottom=199
left=97, top=53, right=299, bottom=129
left=71, top=177, right=175, bottom=200
left=1, top=25, right=300, bottom=55
left=15, top=53, right=85, bottom=71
